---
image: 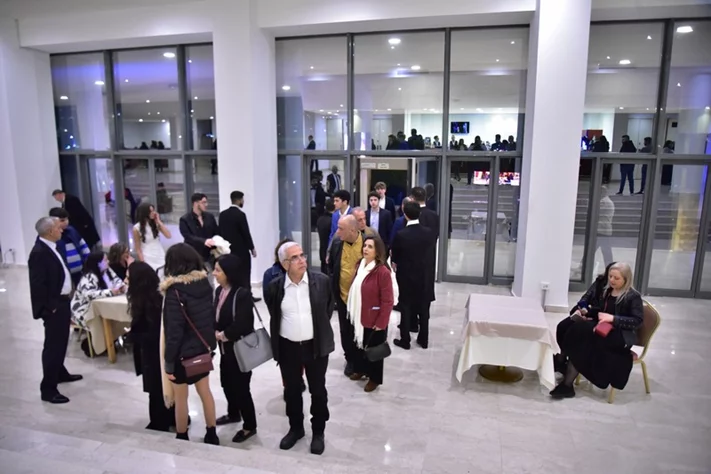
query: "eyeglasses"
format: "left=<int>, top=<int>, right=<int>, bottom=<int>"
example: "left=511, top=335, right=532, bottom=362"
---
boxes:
left=285, top=253, right=307, bottom=263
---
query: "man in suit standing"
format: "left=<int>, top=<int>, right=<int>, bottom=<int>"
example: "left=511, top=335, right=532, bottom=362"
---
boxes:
left=264, top=242, right=333, bottom=455
left=365, top=192, right=393, bottom=246
left=374, top=182, right=396, bottom=222
left=179, top=193, right=219, bottom=267
left=389, top=197, right=410, bottom=249
left=29, top=217, right=83, bottom=404
left=326, top=165, right=342, bottom=195
left=219, top=191, right=259, bottom=301
left=317, top=200, right=335, bottom=275
left=52, top=189, right=101, bottom=249
left=310, top=173, right=327, bottom=231
left=391, top=202, right=436, bottom=350
left=410, top=186, right=440, bottom=240
left=328, top=190, right=353, bottom=244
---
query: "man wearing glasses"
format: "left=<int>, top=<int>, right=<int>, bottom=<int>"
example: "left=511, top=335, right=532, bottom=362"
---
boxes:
left=264, top=242, right=334, bottom=456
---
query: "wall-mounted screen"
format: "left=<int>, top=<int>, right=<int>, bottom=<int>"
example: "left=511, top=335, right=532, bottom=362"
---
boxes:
left=451, top=122, right=470, bottom=134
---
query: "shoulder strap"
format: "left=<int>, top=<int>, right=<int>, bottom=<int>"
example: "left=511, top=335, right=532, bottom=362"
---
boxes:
left=174, top=289, right=210, bottom=352
left=234, top=288, right=266, bottom=329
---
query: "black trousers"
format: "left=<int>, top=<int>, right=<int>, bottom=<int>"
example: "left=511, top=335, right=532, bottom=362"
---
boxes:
left=40, top=299, right=71, bottom=397
left=353, top=328, right=387, bottom=384
left=148, top=392, right=175, bottom=431
left=399, top=300, right=431, bottom=346
left=279, top=338, right=329, bottom=434
left=220, top=342, right=257, bottom=430
left=618, top=164, right=635, bottom=194
left=336, top=298, right=357, bottom=364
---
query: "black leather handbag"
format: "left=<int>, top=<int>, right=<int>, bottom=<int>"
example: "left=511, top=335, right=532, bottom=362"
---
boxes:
left=364, top=330, right=391, bottom=362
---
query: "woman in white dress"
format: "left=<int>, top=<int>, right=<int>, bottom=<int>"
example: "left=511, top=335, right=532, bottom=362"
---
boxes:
left=133, top=202, right=171, bottom=270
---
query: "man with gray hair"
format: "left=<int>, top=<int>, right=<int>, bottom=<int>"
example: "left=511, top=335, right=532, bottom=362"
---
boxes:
left=351, top=207, right=377, bottom=238
left=29, top=216, right=83, bottom=404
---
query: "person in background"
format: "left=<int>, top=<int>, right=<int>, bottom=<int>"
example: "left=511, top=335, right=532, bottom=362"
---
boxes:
left=127, top=261, right=175, bottom=432
left=389, top=197, right=411, bottom=250
left=593, top=135, right=612, bottom=183
left=551, top=262, right=643, bottom=399
left=397, top=131, right=409, bottom=150
left=150, top=140, right=158, bottom=149
left=219, top=191, right=259, bottom=302
left=449, top=136, right=457, bottom=150
left=490, top=134, right=504, bottom=151
left=107, top=243, right=132, bottom=281
left=318, top=200, right=335, bottom=275
left=326, top=165, right=342, bottom=195
left=71, top=251, right=125, bottom=329
left=352, top=207, right=377, bottom=238
left=140, top=141, right=149, bottom=150
left=306, top=135, right=316, bottom=150
left=179, top=193, right=218, bottom=266
left=596, top=186, right=615, bottom=268
left=433, top=135, right=442, bottom=148
left=328, top=190, right=353, bottom=244
left=346, top=235, right=395, bottom=392
left=637, top=136, right=652, bottom=195
left=264, top=242, right=334, bottom=455
left=213, top=254, right=258, bottom=443
left=366, top=191, right=393, bottom=246
left=617, top=134, right=637, bottom=195
left=52, top=189, right=101, bottom=249
left=424, top=183, right=437, bottom=211
left=29, top=217, right=83, bottom=404
left=49, top=207, right=90, bottom=286
left=386, top=134, right=399, bottom=150
left=133, top=202, right=171, bottom=270
left=457, top=138, right=467, bottom=151
left=309, top=173, right=327, bottom=230
left=374, top=181, right=397, bottom=221
left=157, top=141, right=166, bottom=150
left=411, top=186, right=440, bottom=240
left=161, top=243, right=219, bottom=444
left=507, top=135, right=517, bottom=151
left=407, top=128, right=424, bottom=150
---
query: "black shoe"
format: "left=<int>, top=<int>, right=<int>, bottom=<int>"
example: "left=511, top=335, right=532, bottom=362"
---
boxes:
left=344, top=362, right=354, bottom=377
left=549, top=383, right=575, bottom=399
left=216, top=414, right=241, bottom=426
left=232, top=429, right=257, bottom=443
left=280, top=429, right=305, bottom=450
left=553, top=354, right=568, bottom=375
left=41, top=393, right=70, bottom=404
left=311, top=433, right=325, bottom=455
left=636, top=191, right=644, bottom=195
left=59, top=374, right=83, bottom=383
left=416, top=339, right=428, bottom=349
left=176, top=431, right=189, bottom=441
left=393, top=339, right=410, bottom=350
left=615, top=192, right=623, bottom=195
left=252, top=297, right=262, bottom=303
left=204, top=426, right=220, bottom=445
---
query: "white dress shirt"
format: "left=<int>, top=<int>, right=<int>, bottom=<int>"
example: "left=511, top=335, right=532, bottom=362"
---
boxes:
left=369, top=207, right=380, bottom=232
left=39, top=237, right=72, bottom=295
left=378, top=197, right=386, bottom=209
left=406, top=219, right=420, bottom=227
left=280, top=272, right=314, bottom=342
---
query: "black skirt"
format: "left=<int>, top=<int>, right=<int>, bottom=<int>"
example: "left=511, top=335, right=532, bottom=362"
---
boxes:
left=561, top=320, right=634, bottom=390
left=170, top=359, right=210, bottom=385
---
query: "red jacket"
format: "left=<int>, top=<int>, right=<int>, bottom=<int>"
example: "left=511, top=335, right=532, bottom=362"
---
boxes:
left=356, top=262, right=394, bottom=329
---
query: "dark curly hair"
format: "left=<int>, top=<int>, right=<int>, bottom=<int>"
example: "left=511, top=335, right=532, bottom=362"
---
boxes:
left=126, top=261, right=162, bottom=326
left=83, top=251, right=109, bottom=290
left=135, top=202, right=159, bottom=243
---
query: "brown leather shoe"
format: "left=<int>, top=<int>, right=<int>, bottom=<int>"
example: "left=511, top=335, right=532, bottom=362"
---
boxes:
left=364, top=381, right=379, bottom=392
left=349, top=373, right=365, bottom=381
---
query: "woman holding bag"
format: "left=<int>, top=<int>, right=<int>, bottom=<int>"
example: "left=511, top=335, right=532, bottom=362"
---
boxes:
left=213, top=254, right=258, bottom=443
left=347, top=235, right=397, bottom=392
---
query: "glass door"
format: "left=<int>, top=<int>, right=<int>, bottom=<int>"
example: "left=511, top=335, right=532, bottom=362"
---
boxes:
left=83, top=156, right=118, bottom=249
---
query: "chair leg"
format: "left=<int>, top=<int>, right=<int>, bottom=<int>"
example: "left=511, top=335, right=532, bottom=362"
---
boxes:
left=86, top=330, right=95, bottom=358
left=641, top=360, right=650, bottom=394
left=575, top=374, right=581, bottom=386
left=608, top=387, right=616, bottom=404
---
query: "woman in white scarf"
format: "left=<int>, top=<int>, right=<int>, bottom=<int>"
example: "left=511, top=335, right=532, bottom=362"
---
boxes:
left=346, top=235, right=398, bottom=392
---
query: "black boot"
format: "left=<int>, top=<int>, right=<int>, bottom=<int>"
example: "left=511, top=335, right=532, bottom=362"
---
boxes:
left=176, top=431, right=189, bottom=441
left=204, top=426, right=220, bottom=445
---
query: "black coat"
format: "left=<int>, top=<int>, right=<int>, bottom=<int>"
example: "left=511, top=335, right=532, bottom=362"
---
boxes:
left=131, top=295, right=163, bottom=393
left=311, top=185, right=327, bottom=213
left=218, top=206, right=255, bottom=257
left=587, top=288, right=644, bottom=347
left=28, top=239, right=69, bottom=320
left=264, top=270, right=334, bottom=363
left=63, top=194, right=100, bottom=248
left=161, top=271, right=217, bottom=374
left=326, top=173, right=342, bottom=194
left=381, top=197, right=396, bottom=221
left=419, top=206, right=440, bottom=240
left=365, top=208, right=393, bottom=247
left=214, top=286, right=255, bottom=341
left=179, top=211, right=218, bottom=263
left=391, top=223, right=436, bottom=304
left=317, top=213, right=333, bottom=265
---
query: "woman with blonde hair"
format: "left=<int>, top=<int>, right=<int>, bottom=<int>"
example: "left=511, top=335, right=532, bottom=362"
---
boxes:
left=552, top=262, right=643, bottom=399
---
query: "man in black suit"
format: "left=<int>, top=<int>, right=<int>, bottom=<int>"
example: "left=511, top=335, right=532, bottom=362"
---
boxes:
left=365, top=191, right=393, bottom=248
left=179, top=193, right=218, bottom=266
left=391, top=202, right=436, bottom=350
left=29, top=217, right=83, bottom=404
left=326, top=165, right=342, bottom=195
left=310, top=173, right=327, bottom=230
left=410, top=186, right=440, bottom=239
left=52, top=189, right=101, bottom=249
left=374, top=182, right=396, bottom=222
left=219, top=191, right=259, bottom=300
left=317, top=199, right=334, bottom=275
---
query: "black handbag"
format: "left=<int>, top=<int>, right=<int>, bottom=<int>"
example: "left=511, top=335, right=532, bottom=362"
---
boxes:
left=364, top=330, right=391, bottom=362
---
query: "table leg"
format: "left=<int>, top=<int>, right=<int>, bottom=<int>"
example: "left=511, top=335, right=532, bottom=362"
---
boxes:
left=478, top=365, right=524, bottom=383
left=102, top=317, right=116, bottom=363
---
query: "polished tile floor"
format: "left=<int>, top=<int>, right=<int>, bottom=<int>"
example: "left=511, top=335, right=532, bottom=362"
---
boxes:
left=0, top=266, right=709, bottom=474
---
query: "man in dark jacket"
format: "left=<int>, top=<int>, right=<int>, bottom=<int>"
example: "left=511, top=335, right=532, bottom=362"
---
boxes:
left=52, top=189, right=101, bottom=249
left=617, top=135, right=637, bottom=195
left=317, top=200, right=334, bottom=275
left=219, top=191, right=258, bottom=300
left=179, top=193, right=218, bottom=265
left=264, top=241, right=333, bottom=456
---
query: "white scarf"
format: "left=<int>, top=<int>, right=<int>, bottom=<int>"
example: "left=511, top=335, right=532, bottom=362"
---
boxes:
left=347, top=259, right=375, bottom=349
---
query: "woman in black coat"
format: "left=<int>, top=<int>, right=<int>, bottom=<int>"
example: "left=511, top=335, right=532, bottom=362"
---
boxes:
left=161, top=243, right=219, bottom=444
left=213, top=254, right=257, bottom=443
left=551, top=262, right=644, bottom=399
left=127, top=261, right=175, bottom=432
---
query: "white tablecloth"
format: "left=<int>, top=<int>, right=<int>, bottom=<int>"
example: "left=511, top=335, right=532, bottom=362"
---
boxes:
left=455, top=293, right=559, bottom=390
left=87, top=295, right=131, bottom=355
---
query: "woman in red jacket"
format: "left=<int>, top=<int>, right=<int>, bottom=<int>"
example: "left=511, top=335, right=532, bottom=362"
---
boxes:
left=346, top=235, right=396, bottom=392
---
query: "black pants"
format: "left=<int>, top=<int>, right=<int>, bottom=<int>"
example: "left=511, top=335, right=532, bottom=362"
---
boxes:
left=399, top=300, right=431, bottom=346
left=639, top=164, right=648, bottom=192
left=618, top=164, right=635, bottom=194
left=148, top=391, right=175, bottom=431
left=279, top=338, right=329, bottom=434
left=336, top=298, right=357, bottom=365
left=353, top=328, right=387, bottom=384
left=40, top=299, right=71, bottom=397
left=220, top=343, right=257, bottom=431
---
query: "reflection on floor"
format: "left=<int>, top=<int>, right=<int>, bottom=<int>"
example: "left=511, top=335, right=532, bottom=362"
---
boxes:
left=1, top=267, right=709, bottom=473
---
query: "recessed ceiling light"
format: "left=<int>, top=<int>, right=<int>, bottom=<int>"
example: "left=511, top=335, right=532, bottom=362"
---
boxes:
left=646, top=108, right=650, bottom=111
left=139, top=119, right=143, bottom=122
left=619, top=107, right=624, bottom=110
left=391, top=46, right=395, bottom=49
left=60, top=95, right=68, bottom=100
left=606, top=56, right=611, bottom=60
left=161, top=119, right=166, bottom=123
left=677, top=82, right=682, bottom=87
left=194, top=96, right=199, bottom=100
left=676, top=25, right=693, bottom=34
left=619, top=59, right=631, bottom=65
left=124, top=79, right=129, bottom=83
left=460, top=108, right=464, bottom=110
left=210, top=116, right=214, bottom=119
left=388, top=38, right=401, bottom=45
left=188, top=59, right=192, bottom=63
left=281, top=85, right=290, bottom=91
left=310, top=66, right=314, bottom=70
left=398, top=87, right=402, bottom=91
left=647, top=35, right=652, bottom=40
left=387, top=108, right=392, bottom=111
left=411, top=65, right=421, bottom=71
left=191, top=109, right=194, bottom=113
left=396, top=63, right=401, bottom=66
left=511, top=41, right=515, bottom=44
left=495, top=59, right=500, bottom=62
left=706, top=106, right=710, bottom=110
left=147, top=112, right=151, bottom=115
left=64, top=129, right=68, bottom=132
left=145, top=99, right=150, bottom=103
left=94, top=80, right=105, bottom=86
left=476, top=108, right=483, bottom=112
left=340, top=104, right=344, bottom=107
left=374, top=109, right=378, bottom=111
left=157, top=112, right=160, bottom=115
left=163, top=52, right=176, bottom=58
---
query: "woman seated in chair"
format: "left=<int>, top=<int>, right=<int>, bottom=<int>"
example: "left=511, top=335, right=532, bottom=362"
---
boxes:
left=554, top=262, right=615, bottom=374
left=551, top=262, right=643, bottom=399
left=71, top=251, right=126, bottom=329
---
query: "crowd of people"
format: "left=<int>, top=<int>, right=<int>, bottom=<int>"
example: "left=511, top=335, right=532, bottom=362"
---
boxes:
left=27, top=180, right=645, bottom=457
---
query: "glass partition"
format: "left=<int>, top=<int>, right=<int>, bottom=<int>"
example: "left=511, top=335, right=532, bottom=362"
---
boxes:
left=187, top=45, right=217, bottom=151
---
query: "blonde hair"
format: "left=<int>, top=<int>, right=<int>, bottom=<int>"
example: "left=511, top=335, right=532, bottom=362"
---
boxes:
left=607, top=262, right=634, bottom=300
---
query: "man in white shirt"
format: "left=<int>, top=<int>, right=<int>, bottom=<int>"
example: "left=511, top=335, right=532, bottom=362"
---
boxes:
left=29, top=217, right=83, bottom=404
left=264, top=242, right=334, bottom=456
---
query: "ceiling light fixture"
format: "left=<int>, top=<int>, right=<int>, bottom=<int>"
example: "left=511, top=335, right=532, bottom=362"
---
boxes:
left=161, top=119, right=166, bottom=123
left=495, top=59, right=500, bottom=62
left=145, top=99, right=151, bottom=103
left=676, top=25, right=693, bottom=34
left=647, top=35, right=652, bottom=40
left=706, top=106, right=710, bottom=110
left=619, top=59, right=631, bottom=65
left=410, top=65, right=421, bottom=71
left=124, top=79, right=129, bottom=83
left=191, top=109, right=194, bottom=113
left=194, top=96, right=199, bottom=100
left=60, top=95, right=68, bottom=100
left=511, top=41, right=515, bottom=44
left=139, top=119, right=144, bottom=122
left=210, top=116, right=214, bottom=119
left=606, top=56, right=611, bottom=60
left=387, top=108, right=392, bottom=111
left=476, top=108, right=483, bottom=112
left=677, top=82, right=682, bottom=87
left=619, top=107, right=624, bottom=110
left=188, top=59, right=192, bottom=63
left=163, top=52, right=176, bottom=58
left=310, top=66, right=314, bottom=70
left=157, top=112, right=160, bottom=115
left=281, top=85, right=290, bottom=91
left=147, top=112, right=151, bottom=115
left=94, top=80, right=105, bottom=86
left=340, top=104, right=344, bottom=107
left=398, top=87, right=402, bottom=91
left=388, top=38, right=401, bottom=45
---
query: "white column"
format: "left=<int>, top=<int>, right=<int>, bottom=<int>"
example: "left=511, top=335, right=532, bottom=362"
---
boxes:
left=513, top=0, right=592, bottom=310
left=0, top=19, right=60, bottom=264
left=211, top=0, right=279, bottom=285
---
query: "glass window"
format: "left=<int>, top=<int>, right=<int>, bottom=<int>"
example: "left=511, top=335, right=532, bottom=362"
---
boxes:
left=51, top=54, right=111, bottom=150
left=584, top=23, right=663, bottom=153
left=570, top=159, right=594, bottom=282
left=449, top=28, right=528, bottom=153
left=278, top=155, right=304, bottom=248
left=114, top=48, right=181, bottom=151
left=665, top=21, right=711, bottom=155
left=86, top=157, right=118, bottom=247
left=492, top=158, right=521, bottom=278
left=187, top=46, right=216, bottom=151
left=354, top=32, right=445, bottom=152
left=276, top=37, right=347, bottom=151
